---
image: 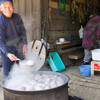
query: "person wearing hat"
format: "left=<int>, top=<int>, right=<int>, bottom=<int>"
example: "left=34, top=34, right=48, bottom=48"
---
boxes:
left=0, top=0, right=27, bottom=79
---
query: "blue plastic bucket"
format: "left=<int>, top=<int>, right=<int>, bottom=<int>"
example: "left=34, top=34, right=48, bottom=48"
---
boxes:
left=79, top=65, right=91, bottom=76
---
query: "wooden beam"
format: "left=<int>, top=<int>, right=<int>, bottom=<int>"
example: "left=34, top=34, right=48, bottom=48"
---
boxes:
left=43, top=0, right=49, bottom=41
left=49, top=0, right=85, bottom=11
left=68, top=52, right=84, bottom=60
left=50, top=1, right=70, bottom=11
left=49, top=0, right=52, bottom=23
left=74, top=0, right=85, bottom=4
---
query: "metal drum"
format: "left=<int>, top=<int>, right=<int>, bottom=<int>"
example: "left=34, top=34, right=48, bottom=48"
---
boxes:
left=3, top=71, right=70, bottom=100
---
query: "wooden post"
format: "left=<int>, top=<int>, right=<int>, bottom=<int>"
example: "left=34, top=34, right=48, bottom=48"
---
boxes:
left=42, top=0, right=49, bottom=41
left=32, top=0, right=41, bottom=41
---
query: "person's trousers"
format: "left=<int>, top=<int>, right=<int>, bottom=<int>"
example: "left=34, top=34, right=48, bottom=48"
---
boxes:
left=1, top=46, right=24, bottom=80
left=83, top=49, right=92, bottom=63
left=1, top=52, right=15, bottom=79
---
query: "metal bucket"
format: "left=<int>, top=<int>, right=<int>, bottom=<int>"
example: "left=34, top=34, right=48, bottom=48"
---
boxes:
left=3, top=71, right=70, bottom=100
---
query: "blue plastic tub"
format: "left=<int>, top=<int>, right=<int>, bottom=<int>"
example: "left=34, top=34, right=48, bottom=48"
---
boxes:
left=47, top=52, right=66, bottom=72
left=79, top=65, right=91, bottom=76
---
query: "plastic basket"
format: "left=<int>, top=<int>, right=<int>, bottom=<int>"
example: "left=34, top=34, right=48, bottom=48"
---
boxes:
left=79, top=65, right=91, bottom=76
left=47, top=52, right=66, bottom=72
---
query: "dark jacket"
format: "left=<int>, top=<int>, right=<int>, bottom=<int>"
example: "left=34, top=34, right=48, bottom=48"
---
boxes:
left=0, top=13, right=27, bottom=55
left=82, top=15, right=100, bottom=50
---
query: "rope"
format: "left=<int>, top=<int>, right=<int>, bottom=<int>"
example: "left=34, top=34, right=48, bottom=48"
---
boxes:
left=58, top=0, right=67, bottom=31
left=59, top=0, right=66, bottom=11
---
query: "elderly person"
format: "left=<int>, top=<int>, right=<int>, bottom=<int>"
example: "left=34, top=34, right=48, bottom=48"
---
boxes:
left=0, top=0, right=27, bottom=79
left=82, top=15, right=100, bottom=65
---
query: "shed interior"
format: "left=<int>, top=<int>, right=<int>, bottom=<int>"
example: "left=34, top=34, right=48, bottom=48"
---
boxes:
left=12, top=0, right=100, bottom=66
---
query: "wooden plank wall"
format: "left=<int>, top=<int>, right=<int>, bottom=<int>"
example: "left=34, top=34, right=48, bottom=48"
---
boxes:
left=13, top=0, right=41, bottom=42
left=48, top=3, right=80, bottom=45
left=47, top=0, right=99, bottom=51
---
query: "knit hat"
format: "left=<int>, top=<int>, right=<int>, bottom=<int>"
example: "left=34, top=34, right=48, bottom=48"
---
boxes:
left=0, top=0, right=13, bottom=5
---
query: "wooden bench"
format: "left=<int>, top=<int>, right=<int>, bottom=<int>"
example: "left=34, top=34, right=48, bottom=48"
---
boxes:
left=68, top=48, right=84, bottom=60
left=52, top=40, right=83, bottom=66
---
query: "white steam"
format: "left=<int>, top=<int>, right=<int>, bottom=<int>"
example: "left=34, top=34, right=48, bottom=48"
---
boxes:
left=3, top=41, right=65, bottom=91
left=4, top=64, right=65, bottom=91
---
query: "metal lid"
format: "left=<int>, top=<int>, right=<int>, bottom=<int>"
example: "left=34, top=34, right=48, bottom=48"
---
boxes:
left=25, top=40, right=46, bottom=71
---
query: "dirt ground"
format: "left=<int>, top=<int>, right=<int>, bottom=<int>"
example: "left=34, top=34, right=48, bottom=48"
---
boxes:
left=0, top=62, right=100, bottom=100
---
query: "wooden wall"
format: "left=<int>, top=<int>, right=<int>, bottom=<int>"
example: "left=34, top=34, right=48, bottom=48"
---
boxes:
left=46, top=0, right=99, bottom=50
left=47, top=0, right=81, bottom=50
left=12, top=0, right=100, bottom=46
left=48, top=9, right=80, bottom=42
left=13, top=0, right=41, bottom=42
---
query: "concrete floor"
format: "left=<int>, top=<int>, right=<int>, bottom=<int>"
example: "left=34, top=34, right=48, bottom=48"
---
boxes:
left=0, top=62, right=100, bottom=100
left=0, top=67, right=3, bottom=100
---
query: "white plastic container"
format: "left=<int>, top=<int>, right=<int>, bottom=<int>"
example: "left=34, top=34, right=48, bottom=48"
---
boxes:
left=79, top=25, right=83, bottom=39
left=91, top=49, right=100, bottom=61
left=59, top=38, right=65, bottom=42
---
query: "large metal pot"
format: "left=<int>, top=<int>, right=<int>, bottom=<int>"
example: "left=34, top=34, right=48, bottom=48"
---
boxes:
left=3, top=71, right=70, bottom=100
